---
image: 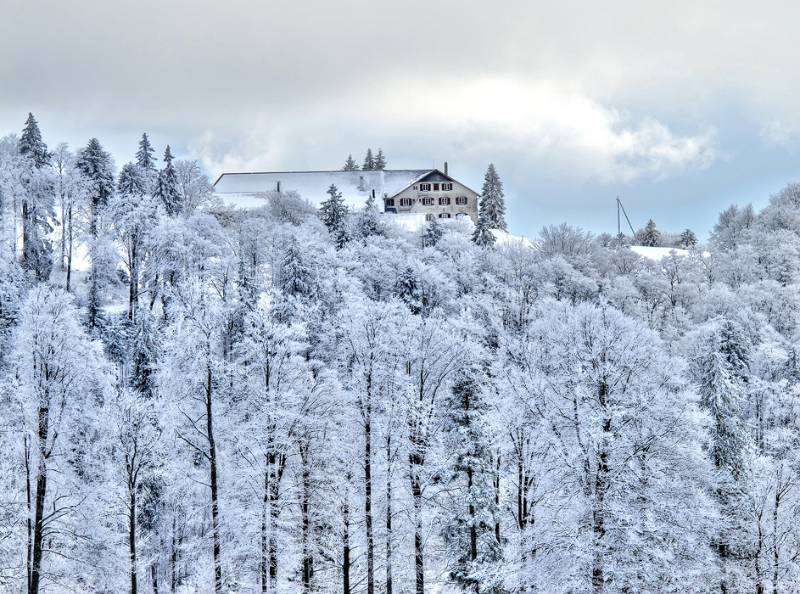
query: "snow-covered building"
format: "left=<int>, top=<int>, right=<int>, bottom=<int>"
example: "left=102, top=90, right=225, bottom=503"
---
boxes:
left=212, top=164, right=479, bottom=223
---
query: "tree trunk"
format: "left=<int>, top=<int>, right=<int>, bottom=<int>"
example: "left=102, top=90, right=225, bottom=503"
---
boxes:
left=24, top=436, right=31, bottom=593
left=206, top=365, right=223, bottom=593
left=591, top=381, right=610, bottom=594
left=494, top=453, right=501, bottom=544
left=151, top=562, right=159, bottom=594
left=29, top=397, right=51, bottom=594
left=65, top=203, right=73, bottom=292
left=301, top=447, right=313, bottom=594
left=343, top=494, right=351, bottom=594
left=467, top=464, right=477, bottom=562
left=129, top=486, right=138, bottom=594
left=170, top=515, right=178, bottom=593
left=364, top=369, right=375, bottom=594
left=410, top=452, right=424, bottom=594
left=128, top=238, right=138, bottom=321
left=260, top=469, right=268, bottom=594
left=385, top=434, right=393, bottom=594
left=773, top=480, right=781, bottom=594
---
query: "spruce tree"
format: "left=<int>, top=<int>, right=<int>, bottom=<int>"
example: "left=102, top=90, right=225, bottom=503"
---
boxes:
left=441, top=371, right=502, bottom=591
left=19, top=113, right=50, bottom=167
left=362, top=149, right=375, bottom=171
left=118, top=162, right=148, bottom=196
left=478, top=164, right=506, bottom=231
left=422, top=218, right=443, bottom=247
left=320, top=184, right=348, bottom=248
left=641, top=219, right=660, bottom=247
left=136, top=133, right=157, bottom=170
left=76, top=138, right=115, bottom=236
left=679, top=228, right=698, bottom=249
left=343, top=154, right=359, bottom=171
left=472, top=212, right=496, bottom=247
left=357, top=192, right=382, bottom=239
left=374, top=149, right=387, bottom=170
left=155, top=145, right=181, bottom=215
left=18, top=113, right=54, bottom=280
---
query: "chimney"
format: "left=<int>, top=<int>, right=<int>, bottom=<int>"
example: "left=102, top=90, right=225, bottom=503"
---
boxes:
left=444, top=161, right=448, bottom=176
left=276, top=180, right=281, bottom=193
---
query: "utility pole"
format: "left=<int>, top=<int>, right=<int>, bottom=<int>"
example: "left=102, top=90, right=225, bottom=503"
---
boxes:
left=616, top=197, right=636, bottom=236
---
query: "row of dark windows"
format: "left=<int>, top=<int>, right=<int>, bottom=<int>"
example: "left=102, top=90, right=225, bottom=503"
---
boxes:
left=425, top=213, right=468, bottom=220
left=385, top=196, right=468, bottom=207
left=413, top=182, right=453, bottom=191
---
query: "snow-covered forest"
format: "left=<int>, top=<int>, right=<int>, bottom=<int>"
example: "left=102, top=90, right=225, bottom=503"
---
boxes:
left=2, top=114, right=800, bottom=594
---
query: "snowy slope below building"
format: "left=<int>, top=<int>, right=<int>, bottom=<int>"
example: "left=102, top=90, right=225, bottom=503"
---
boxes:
left=629, top=245, right=689, bottom=261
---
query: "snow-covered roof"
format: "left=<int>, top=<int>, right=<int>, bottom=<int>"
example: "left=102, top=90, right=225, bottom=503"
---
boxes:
left=213, top=169, right=432, bottom=209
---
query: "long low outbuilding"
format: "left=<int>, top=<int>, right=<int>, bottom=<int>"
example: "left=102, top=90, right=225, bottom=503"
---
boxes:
left=212, top=165, right=479, bottom=223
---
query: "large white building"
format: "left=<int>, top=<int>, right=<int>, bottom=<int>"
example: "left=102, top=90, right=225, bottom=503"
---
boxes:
left=212, top=164, right=479, bottom=225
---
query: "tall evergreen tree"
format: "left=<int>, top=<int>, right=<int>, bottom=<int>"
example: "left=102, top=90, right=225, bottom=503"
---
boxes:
left=343, top=155, right=359, bottom=171
left=441, top=371, right=502, bottom=591
left=320, top=184, right=348, bottom=248
left=478, top=164, right=506, bottom=231
left=155, top=145, right=181, bottom=216
left=472, top=212, right=496, bottom=247
left=18, top=113, right=49, bottom=168
left=374, top=149, right=387, bottom=170
left=136, top=133, right=157, bottom=170
left=679, top=228, right=698, bottom=248
left=18, top=113, right=53, bottom=280
left=641, top=219, right=660, bottom=247
left=76, top=137, right=115, bottom=236
left=118, top=162, right=148, bottom=196
left=363, top=149, right=375, bottom=171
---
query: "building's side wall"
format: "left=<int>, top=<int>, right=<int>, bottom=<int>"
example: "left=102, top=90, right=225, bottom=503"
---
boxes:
left=385, top=179, right=479, bottom=222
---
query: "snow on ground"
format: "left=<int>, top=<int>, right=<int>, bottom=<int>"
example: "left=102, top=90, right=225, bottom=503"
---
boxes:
left=629, top=245, right=689, bottom=261
left=492, top=228, right=536, bottom=249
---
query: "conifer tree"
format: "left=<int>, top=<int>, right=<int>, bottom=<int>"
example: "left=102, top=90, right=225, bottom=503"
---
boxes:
left=76, top=138, right=114, bottom=328
left=478, top=164, right=506, bottom=231
left=680, top=228, right=698, bottom=248
left=472, top=212, right=496, bottom=247
left=18, top=113, right=53, bottom=280
left=422, top=218, right=443, bottom=247
left=343, top=154, right=359, bottom=171
left=155, top=145, right=181, bottom=216
left=320, top=184, right=348, bottom=248
left=18, top=113, right=49, bottom=168
left=374, top=149, right=387, bottom=170
left=118, top=162, right=148, bottom=196
left=136, top=133, right=157, bottom=170
left=76, top=138, right=115, bottom=236
left=357, top=192, right=382, bottom=239
left=363, top=149, right=375, bottom=171
left=642, top=219, right=660, bottom=247
left=441, top=371, right=502, bottom=591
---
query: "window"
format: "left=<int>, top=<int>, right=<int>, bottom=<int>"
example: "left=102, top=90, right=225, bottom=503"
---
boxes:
left=400, top=198, right=413, bottom=207
left=413, top=185, right=418, bottom=190
left=419, top=183, right=431, bottom=191
left=441, top=183, right=453, bottom=191
left=438, top=213, right=451, bottom=219
left=425, top=213, right=434, bottom=221
left=433, top=183, right=440, bottom=191
left=456, top=196, right=468, bottom=205
left=421, top=196, right=434, bottom=206
left=385, top=198, right=395, bottom=207
left=438, top=196, right=451, bottom=206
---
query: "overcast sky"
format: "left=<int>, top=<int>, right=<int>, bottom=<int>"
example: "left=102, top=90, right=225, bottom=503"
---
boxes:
left=3, top=0, right=800, bottom=238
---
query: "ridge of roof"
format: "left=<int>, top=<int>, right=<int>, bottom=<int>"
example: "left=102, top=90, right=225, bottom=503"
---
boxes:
left=213, top=169, right=433, bottom=188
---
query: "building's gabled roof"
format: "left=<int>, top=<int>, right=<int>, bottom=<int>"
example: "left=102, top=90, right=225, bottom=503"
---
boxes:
left=386, top=168, right=479, bottom=198
left=212, top=168, right=479, bottom=209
